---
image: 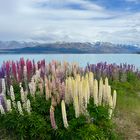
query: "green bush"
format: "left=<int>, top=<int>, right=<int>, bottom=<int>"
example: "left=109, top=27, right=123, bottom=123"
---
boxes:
left=0, top=95, right=118, bottom=140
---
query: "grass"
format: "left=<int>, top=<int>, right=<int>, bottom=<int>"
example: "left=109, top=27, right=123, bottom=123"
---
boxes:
left=111, top=73, right=140, bottom=139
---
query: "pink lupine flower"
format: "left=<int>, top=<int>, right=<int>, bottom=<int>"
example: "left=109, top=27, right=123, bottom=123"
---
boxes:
left=60, top=82, right=65, bottom=100
left=50, top=105, right=57, bottom=129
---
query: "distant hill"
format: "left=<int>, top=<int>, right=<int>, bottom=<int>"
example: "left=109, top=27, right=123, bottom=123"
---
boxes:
left=0, top=41, right=139, bottom=54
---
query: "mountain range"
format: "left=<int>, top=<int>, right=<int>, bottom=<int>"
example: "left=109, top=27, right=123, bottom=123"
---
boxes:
left=0, top=41, right=140, bottom=54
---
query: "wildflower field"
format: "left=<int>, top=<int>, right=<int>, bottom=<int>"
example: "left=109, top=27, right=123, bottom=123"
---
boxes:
left=0, top=58, right=140, bottom=140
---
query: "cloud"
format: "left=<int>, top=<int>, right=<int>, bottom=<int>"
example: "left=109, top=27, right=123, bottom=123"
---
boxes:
left=0, top=0, right=140, bottom=44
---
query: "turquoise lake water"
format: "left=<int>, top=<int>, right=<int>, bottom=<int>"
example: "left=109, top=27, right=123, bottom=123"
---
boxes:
left=0, top=54, right=140, bottom=68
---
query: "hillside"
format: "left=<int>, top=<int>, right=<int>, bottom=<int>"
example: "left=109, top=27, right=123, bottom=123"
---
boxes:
left=0, top=41, right=139, bottom=54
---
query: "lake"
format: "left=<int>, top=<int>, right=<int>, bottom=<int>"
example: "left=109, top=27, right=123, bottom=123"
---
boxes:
left=0, top=54, right=140, bottom=68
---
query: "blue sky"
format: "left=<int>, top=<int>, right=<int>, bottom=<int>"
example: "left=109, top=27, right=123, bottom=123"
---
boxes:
left=0, top=0, right=140, bottom=44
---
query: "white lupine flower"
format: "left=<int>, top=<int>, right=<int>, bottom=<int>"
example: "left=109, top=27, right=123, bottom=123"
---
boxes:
left=10, top=85, right=15, bottom=102
left=108, top=96, right=113, bottom=119
left=26, top=99, right=31, bottom=114
left=105, top=77, right=109, bottom=86
left=98, top=78, right=103, bottom=105
left=85, top=78, right=90, bottom=104
left=20, top=87, right=26, bottom=103
left=19, top=83, right=22, bottom=88
left=78, top=81, right=83, bottom=114
left=88, top=72, right=94, bottom=96
left=107, top=85, right=112, bottom=103
left=68, top=77, right=72, bottom=103
left=29, top=79, right=36, bottom=97
left=83, top=80, right=88, bottom=109
left=17, top=101, right=23, bottom=115
left=61, top=100, right=69, bottom=128
left=113, top=90, right=117, bottom=109
left=74, top=96, right=80, bottom=118
left=104, top=77, right=109, bottom=101
left=7, top=99, right=12, bottom=112
left=35, top=69, right=41, bottom=81
left=102, top=84, right=106, bottom=105
left=1, top=93, right=7, bottom=107
left=1, top=79, right=6, bottom=94
left=64, top=79, right=69, bottom=104
left=0, top=105, right=5, bottom=114
left=93, top=79, right=98, bottom=106
left=12, top=101, right=16, bottom=109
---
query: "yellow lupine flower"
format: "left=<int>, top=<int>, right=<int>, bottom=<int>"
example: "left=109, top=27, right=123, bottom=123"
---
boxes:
left=98, top=78, right=103, bottom=105
left=93, top=79, right=98, bottom=106
left=74, top=96, right=80, bottom=118
left=88, top=72, right=94, bottom=95
left=108, top=95, right=113, bottom=119
left=61, top=100, right=69, bottom=128
left=113, top=90, right=117, bottom=109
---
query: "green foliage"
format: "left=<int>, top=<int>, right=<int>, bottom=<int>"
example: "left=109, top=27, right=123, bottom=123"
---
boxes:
left=87, top=98, right=118, bottom=140
left=0, top=94, right=118, bottom=140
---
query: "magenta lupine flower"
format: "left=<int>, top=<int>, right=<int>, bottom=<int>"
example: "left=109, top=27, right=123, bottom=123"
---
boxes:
left=5, top=61, right=11, bottom=89
left=12, top=61, right=17, bottom=81
left=32, top=60, right=36, bottom=75
left=40, top=59, right=45, bottom=79
left=20, top=58, right=25, bottom=80
left=26, top=60, right=33, bottom=82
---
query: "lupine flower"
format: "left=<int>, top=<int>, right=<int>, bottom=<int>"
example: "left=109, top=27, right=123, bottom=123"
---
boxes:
left=74, top=96, right=79, bottom=118
left=82, top=80, right=88, bottom=109
left=108, top=96, right=113, bottom=119
left=6, top=99, right=12, bottom=112
left=12, top=61, right=17, bottom=81
left=45, top=77, right=51, bottom=100
left=0, top=94, right=5, bottom=108
left=29, top=77, right=36, bottom=97
left=113, top=90, right=117, bottom=109
left=0, top=79, right=2, bottom=93
left=50, top=105, right=57, bottom=129
left=0, top=104, right=5, bottom=114
left=23, top=65, right=28, bottom=91
left=88, top=72, right=94, bottom=95
left=98, top=78, right=103, bottom=105
left=38, top=78, right=44, bottom=95
left=26, top=99, right=31, bottom=114
left=17, top=101, right=23, bottom=115
left=10, top=85, right=16, bottom=108
left=93, top=79, right=98, bottom=106
left=107, top=85, right=111, bottom=103
left=51, top=96, right=57, bottom=107
left=61, top=100, right=69, bottom=128
left=0, top=93, right=7, bottom=111
left=20, top=87, right=26, bottom=103
left=1, top=78, right=6, bottom=94
left=10, top=85, right=15, bottom=102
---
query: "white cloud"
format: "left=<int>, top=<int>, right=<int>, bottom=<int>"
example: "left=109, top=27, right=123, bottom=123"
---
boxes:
left=0, top=0, right=140, bottom=44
